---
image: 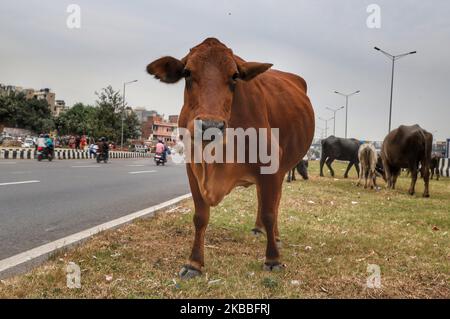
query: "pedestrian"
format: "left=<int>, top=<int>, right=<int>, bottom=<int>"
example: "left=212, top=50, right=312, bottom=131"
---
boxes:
left=80, top=135, right=87, bottom=150
left=75, top=135, right=81, bottom=150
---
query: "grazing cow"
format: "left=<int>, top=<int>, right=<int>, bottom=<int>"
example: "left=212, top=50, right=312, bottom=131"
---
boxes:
left=287, top=158, right=309, bottom=182
left=320, top=136, right=360, bottom=178
left=381, top=124, right=432, bottom=197
left=430, top=153, right=441, bottom=180
left=146, top=38, right=315, bottom=278
left=357, top=143, right=378, bottom=189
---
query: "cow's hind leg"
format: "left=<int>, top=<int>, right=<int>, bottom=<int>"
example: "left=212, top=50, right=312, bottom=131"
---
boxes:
left=252, top=184, right=265, bottom=236
left=326, top=158, right=335, bottom=177
left=408, top=165, right=418, bottom=195
left=357, top=163, right=363, bottom=186
left=421, top=162, right=430, bottom=197
left=320, top=157, right=326, bottom=177
left=392, top=168, right=400, bottom=189
left=259, top=175, right=284, bottom=271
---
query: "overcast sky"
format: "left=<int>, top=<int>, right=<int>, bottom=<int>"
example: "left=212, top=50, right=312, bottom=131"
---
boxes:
left=1, top=0, right=449, bottom=141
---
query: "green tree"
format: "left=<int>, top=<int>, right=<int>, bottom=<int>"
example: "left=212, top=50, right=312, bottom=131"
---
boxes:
left=0, top=92, right=54, bottom=133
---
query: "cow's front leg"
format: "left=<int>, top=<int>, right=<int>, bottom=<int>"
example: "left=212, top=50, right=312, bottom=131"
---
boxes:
left=180, top=165, right=210, bottom=280
left=259, top=176, right=284, bottom=271
left=343, top=162, right=353, bottom=178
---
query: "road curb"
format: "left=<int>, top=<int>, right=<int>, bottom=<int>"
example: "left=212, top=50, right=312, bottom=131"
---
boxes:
left=0, top=148, right=152, bottom=160
left=0, top=193, right=192, bottom=280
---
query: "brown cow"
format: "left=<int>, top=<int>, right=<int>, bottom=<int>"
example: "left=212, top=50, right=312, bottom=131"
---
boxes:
left=147, top=38, right=315, bottom=278
left=381, top=124, right=432, bottom=197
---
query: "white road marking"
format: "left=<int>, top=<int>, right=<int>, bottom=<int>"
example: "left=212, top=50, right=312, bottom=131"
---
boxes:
left=0, top=193, right=192, bottom=276
left=71, top=165, right=101, bottom=168
left=128, top=170, right=156, bottom=175
left=127, top=164, right=145, bottom=167
left=0, top=180, right=40, bottom=187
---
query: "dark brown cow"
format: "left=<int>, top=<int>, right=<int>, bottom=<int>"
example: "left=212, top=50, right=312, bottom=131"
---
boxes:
left=147, top=38, right=315, bottom=278
left=381, top=124, right=432, bottom=197
left=430, top=153, right=441, bottom=180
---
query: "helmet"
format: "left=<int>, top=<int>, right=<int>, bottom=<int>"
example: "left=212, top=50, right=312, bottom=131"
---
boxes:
left=101, top=137, right=106, bottom=142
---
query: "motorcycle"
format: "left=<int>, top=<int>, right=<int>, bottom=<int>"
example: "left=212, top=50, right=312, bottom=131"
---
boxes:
left=37, top=146, right=53, bottom=162
left=96, top=150, right=108, bottom=163
left=154, top=152, right=166, bottom=166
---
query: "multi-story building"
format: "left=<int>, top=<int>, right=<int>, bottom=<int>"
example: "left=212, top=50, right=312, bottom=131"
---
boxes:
left=33, top=88, right=56, bottom=113
left=0, top=84, right=63, bottom=116
left=141, top=113, right=179, bottom=144
left=54, top=100, right=68, bottom=116
left=133, top=107, right=159, bottom=123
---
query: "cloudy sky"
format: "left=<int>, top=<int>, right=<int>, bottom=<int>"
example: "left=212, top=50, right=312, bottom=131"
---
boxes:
left=1, top=0, right=449, bottom=141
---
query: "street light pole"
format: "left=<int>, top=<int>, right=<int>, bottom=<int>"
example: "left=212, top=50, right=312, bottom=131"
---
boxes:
left=318, top=117, right=334, bottom=138
left=121, top=80, right=138, bottom=150
left=326, top=106, right=344, bottom=136
left=374, top=47, right=417, bottom=133
left=334, top=90, right=360, bottom=138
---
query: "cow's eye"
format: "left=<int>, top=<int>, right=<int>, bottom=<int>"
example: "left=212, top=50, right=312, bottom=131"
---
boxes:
left=232, top=72, right=239, bottom=81
left=184, top=69, right=191, bottom=78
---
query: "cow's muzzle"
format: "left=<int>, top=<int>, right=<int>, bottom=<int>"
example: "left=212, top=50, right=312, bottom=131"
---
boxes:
left=200, top=119, right=226, bottom=133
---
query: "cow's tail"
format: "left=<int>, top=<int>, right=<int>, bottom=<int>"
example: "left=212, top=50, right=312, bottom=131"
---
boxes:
left=424, top=132, right=432, bottom=164
left=419, top=130, right=432, bottom=164
left=362, top=147, right=371, bottom=175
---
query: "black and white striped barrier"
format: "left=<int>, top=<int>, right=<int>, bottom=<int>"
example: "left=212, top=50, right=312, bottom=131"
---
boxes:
left=439, top=158, right=449, bottom=177
left=0, top=148, right=36, bottom=160
left=0, top=148, right=152, bottom=160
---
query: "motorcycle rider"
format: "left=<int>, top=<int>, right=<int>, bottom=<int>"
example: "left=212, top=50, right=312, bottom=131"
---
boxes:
left=36, top=134, right=46, bottom=150
left=97, top=137, right=109, bottom=161
left=155, top=139, right=168, bottom=163
left=44, top=134, right=54, bottom=157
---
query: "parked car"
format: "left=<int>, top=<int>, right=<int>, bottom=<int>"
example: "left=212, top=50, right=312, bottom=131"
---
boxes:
left=132, top=145, right=148, bottom=153
left=0, top=135, right=14, bottom=146
left=22, top=138, right=35, bottom=148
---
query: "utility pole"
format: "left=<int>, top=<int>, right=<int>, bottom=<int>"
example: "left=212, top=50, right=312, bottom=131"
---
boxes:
left=334, top=90, right=360, bottom=138
left=374, top=47, right=417, bottom=133
left=121, top=80, right=138, bottom=150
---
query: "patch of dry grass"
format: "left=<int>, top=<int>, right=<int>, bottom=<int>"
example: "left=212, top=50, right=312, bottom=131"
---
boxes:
left=0, top=162, right=448, bottom=298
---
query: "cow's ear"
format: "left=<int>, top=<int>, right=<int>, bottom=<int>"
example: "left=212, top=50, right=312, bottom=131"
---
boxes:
left=146, top=56, right=185, bottom=84
left=237, top=62, right=273, bottom=81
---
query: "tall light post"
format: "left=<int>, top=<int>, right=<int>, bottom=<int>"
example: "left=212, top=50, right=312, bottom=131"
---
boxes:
left=374, top=47, right=417, bottom=133
left=121, top=80, right=138, bottom=150
left=326, top=106, right=344, bottom=136
left=315, top=126, right=325, bottom=139
left=318, top=117, right=333, bottom=138
left=334, top=90, right=360, bottom=139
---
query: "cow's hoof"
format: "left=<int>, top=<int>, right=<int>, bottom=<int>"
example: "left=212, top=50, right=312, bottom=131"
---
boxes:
left=423, top=193, right=430, bottom=198
left=263, top=262, right=286, bottom=272
left=408, top=190, right=415, bottom=196
left=252, top=228, right=264, bottom=236
left=179, top=265, right=202, bottom=280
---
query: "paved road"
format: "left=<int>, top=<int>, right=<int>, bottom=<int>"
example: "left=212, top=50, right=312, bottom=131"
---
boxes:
left=0, top=158, right=189, bottom=260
